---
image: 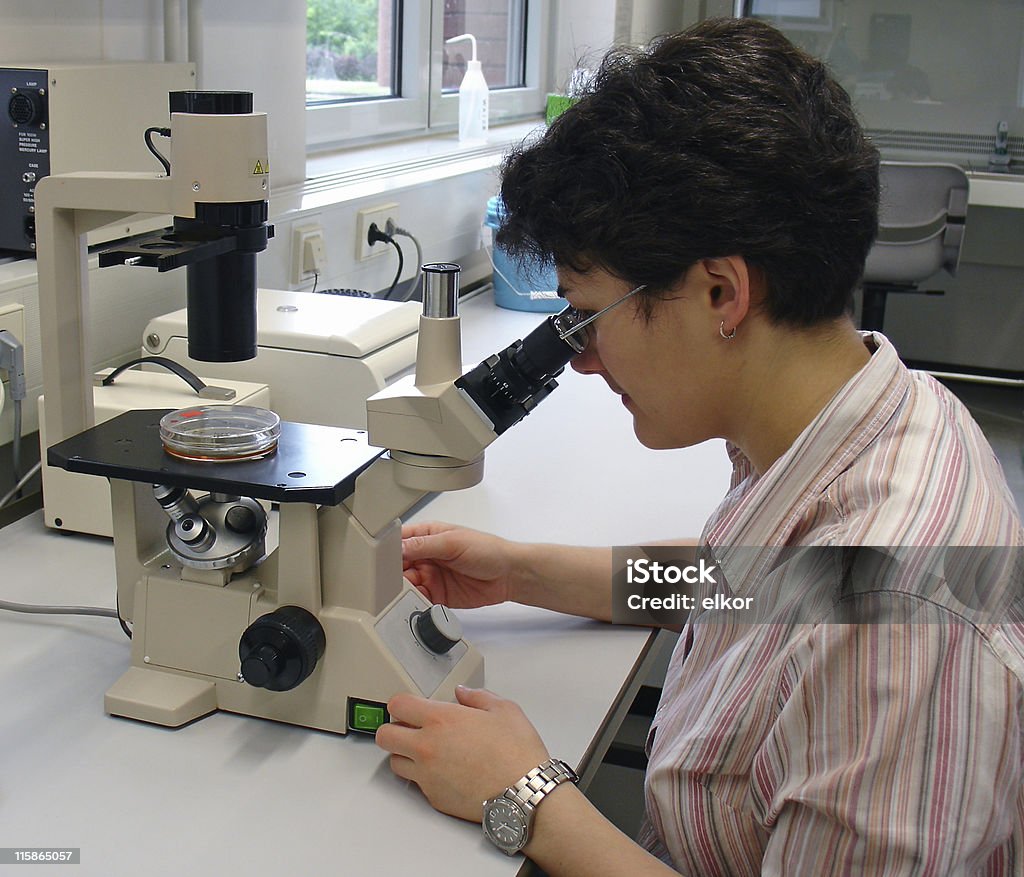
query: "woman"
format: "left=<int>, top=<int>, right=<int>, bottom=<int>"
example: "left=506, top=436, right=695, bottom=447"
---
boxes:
left=376, top=18, right=1024, bottom=875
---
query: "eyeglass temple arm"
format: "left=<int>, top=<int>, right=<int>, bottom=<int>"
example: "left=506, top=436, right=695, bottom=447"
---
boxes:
left=557, top=284, right=647, bottom=340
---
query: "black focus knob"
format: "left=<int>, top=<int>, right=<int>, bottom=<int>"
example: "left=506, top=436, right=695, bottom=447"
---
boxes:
left=413, top=605, right=463, bottom=655
left=238, top=606, right=326, bottom=691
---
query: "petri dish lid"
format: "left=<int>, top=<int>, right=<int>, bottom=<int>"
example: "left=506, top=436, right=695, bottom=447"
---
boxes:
left=160, top=405, right=281, bottom=462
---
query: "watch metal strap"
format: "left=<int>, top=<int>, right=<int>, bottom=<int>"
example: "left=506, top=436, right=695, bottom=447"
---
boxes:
left=504, top=758, right=579, bottom=812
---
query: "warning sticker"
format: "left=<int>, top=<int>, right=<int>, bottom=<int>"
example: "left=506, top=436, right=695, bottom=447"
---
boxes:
left=251, top=159, right=269, bottom=175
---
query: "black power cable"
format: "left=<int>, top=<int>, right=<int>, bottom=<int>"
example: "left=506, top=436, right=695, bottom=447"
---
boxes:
left=384, top=238, right=404, bottom=299
left=367, top=222, right=405, bottom=299
left=144, top=126, right=171, bottom=174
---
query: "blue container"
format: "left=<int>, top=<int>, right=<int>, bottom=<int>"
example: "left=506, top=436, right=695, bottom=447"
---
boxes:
left=484, top=196, right=564, bottom=312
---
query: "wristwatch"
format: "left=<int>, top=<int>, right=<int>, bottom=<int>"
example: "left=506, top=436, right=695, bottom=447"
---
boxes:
left=481, top=758, right=579, bottom=855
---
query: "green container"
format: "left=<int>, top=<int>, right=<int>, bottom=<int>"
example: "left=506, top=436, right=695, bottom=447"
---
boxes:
left=545, top=93, right=577, bottom=126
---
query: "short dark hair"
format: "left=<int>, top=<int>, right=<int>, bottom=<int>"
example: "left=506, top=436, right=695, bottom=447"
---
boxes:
left=497, top=18, right=880, bottom=326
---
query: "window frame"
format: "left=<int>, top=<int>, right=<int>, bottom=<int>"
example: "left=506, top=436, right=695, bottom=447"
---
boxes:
left=305, top=0, right=551, bottom=152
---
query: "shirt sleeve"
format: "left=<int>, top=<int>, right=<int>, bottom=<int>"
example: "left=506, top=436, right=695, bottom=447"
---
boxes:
left=752, top=602, right=1023, bottom=876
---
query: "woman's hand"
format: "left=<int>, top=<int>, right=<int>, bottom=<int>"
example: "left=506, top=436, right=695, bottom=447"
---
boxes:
left=402, top=522, right=517, bottom=608
left=375, top=686, right=550, bottom=822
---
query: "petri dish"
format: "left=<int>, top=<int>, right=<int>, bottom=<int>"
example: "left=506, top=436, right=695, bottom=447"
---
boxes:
left=160, top=405, right=281, bottom=462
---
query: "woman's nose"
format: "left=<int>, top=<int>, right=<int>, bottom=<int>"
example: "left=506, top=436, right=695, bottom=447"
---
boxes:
left=570, top=343, right=603, bottom=375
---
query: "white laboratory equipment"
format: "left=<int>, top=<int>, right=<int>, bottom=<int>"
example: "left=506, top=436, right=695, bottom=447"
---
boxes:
left=141, top=288, right=420, bottom=429
left=48, top=262, right=588, bottom=734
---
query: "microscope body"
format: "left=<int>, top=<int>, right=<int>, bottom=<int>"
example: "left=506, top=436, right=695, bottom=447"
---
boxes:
left=53, top=297, right=493, bottom=731
left=41, top=91, right=578, bottom=733
left=48, top=268, right=536, bottom=733
left=97, top=439, right=486, bottom=733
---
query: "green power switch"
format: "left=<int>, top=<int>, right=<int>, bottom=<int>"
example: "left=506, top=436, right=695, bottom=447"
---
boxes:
left=349, top=700, right=388, bottom=733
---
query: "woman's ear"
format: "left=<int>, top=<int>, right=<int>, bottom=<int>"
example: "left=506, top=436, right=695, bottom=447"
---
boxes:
left=698, top=256, right=752, bottom=335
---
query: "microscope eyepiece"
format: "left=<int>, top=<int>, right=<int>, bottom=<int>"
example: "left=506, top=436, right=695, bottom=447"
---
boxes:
left=550, top=310, right=588, bottom=355
left=421, top=262, right=460, bottom=318
left=454, top=309, right=581, bottom=435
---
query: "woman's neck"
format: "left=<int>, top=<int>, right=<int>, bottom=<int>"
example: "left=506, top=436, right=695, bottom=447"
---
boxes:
left=728, top=317, right=871, bottom=475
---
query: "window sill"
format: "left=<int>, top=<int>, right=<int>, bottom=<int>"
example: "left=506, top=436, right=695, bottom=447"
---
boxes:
left=306, top=119, right=544, bottom=179
left=271, top=119, right=544, bottom=217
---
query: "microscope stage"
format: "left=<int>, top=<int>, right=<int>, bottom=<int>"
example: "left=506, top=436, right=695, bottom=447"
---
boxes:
left=47, top=409, right=384, bottom=505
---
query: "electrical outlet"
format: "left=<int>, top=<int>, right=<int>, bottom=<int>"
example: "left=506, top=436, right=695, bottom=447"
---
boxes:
left=291, top=223, right=327, bottom=285
left=0, top=303, right=26, bottom=368
left=356, top=202, right=399, bottom=261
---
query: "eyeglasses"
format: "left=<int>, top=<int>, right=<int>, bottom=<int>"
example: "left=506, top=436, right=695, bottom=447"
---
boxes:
left=554, top=284, right=647, bottom=353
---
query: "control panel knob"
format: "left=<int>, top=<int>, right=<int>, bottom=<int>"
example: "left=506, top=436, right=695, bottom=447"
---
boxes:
left=238, top=606, right=326, bottom=691
left=412, top=605, right=462, bottom=655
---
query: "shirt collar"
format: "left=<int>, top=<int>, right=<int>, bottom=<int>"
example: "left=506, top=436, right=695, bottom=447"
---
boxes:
left=703, top=332, right=909, bottom=582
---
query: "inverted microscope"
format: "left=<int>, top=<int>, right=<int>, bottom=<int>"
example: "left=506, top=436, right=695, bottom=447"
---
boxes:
left=44, top=92, right=589, bottom=734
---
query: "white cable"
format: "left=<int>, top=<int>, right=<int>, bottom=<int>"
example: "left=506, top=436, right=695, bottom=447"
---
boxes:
left=0, top=373, right=5, bottom=415
left=0, top=455, right=117, bottom=620
left=12, top=397, right=22, bottom=482
left=0, top=459, right=40, bottom=509
left=0, top=599, right=118, bottom=619
left=386, top=222, right=424, bottom=302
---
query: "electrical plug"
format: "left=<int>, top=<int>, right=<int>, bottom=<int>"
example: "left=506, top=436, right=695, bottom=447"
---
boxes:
left=367, top=222, right=393, bottom=248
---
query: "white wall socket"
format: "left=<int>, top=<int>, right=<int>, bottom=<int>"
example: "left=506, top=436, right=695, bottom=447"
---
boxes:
left=356, top=202, right=399, bottom=261
left=0, top=303, right=26, bottom=369
left=291, top=223, right=327, bottom=285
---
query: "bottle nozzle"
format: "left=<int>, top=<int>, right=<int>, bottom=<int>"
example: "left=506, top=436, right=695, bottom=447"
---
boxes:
left=446, top=33, right=478, bottom=62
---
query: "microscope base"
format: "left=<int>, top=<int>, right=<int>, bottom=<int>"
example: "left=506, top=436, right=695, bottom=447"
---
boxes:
left=106, top=667, right=218, bottom=727
left=108, top=573, right=485, bottom=734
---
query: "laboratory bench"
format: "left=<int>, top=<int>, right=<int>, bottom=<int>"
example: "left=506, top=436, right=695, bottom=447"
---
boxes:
left=0, top=292, right=732, bottom=876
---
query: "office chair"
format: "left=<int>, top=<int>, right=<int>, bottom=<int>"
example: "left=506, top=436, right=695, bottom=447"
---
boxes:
left=860, top=161, right=969, bottom=332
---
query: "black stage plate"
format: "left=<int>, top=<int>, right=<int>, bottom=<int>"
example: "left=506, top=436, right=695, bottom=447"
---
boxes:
left=47, top=409, right=385, bottom=506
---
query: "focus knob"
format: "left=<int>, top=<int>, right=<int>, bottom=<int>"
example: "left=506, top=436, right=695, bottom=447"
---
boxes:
left=238, top=606, right=326, bottom=691
left=240, top=643, right=283, bottom=688
left=413, top=605, right=462, bottom=655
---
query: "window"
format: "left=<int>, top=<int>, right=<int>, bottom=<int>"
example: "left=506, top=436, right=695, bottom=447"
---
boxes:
left=306, top=0, right=550, bottom=151
left=744, top=0, right=1024, bottom=170
left=306, top=0, right=399, bottom=104
left=441, top=1, right=528, bottom=92
left=748, top=0, right=828, bottom=29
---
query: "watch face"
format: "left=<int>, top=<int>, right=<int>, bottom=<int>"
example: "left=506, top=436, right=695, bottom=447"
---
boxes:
left=482, top=798, right=528, bottom=854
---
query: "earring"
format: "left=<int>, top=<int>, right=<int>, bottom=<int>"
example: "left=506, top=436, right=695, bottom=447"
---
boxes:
left=719, top=321, right=737, bottom=340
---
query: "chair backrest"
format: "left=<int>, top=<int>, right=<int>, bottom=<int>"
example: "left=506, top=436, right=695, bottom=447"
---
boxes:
left=862, top=161, right=969, bottom=285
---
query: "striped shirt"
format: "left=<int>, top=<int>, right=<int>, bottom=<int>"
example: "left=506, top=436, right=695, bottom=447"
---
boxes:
left=640, top=333, right=1024, bottom=875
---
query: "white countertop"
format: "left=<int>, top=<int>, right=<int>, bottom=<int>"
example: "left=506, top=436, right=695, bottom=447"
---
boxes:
left=0, top=292, right=732, bottom=877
